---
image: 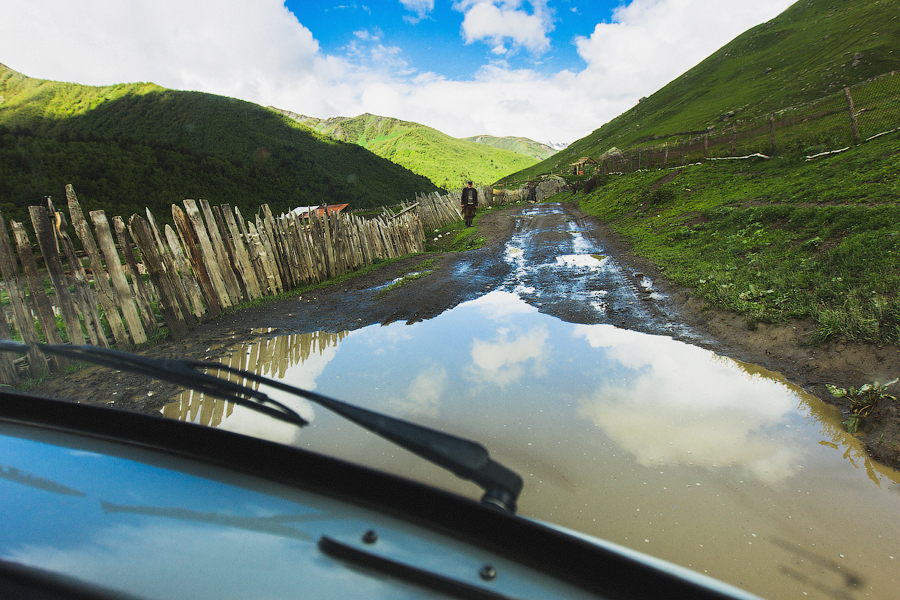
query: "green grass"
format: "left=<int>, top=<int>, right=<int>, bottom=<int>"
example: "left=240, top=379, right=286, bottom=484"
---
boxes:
left=576, top=132, right=900, bottom=344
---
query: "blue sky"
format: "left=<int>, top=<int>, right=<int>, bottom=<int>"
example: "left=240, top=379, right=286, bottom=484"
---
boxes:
left=292, top=1, right=617, bottom=80
left=2, top=1, right=795, bottom=144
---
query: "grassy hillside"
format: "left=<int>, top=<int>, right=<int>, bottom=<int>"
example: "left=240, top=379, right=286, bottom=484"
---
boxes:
left=568, top=132, right=900, bottom=345
left=462, top=135, right=559, bottom=161
left=273, top=110, right=538, bottom=189
left=503, top=0, right=900, bottom=183
left=0, top=64, right=440, bottom=225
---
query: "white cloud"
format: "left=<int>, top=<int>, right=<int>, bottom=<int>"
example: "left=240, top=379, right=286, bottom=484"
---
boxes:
left=400, top=0, right=435, bottom=23
left=454, top=0, right=554, bottom=55
left=573, top=0, right=793, bottom=101
left=0, top=0, right=795, bottom=145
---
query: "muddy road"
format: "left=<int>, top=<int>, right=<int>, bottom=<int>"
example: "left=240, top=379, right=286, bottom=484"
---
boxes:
left=32, top=201, right=900, bottom=470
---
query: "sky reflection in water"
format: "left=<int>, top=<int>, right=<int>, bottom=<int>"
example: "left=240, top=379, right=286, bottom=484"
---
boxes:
left=164, top=290, right=900, bottom=599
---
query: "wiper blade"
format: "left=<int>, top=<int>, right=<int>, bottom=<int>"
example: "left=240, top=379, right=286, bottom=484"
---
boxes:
left=0, top=342, right=523, bottom=513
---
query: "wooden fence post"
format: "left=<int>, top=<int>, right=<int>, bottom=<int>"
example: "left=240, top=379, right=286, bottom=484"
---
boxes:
left=0, top=211, right=48, bottom=377
left=172, top=205, right=222, bottom=319
left=90, top=211, right=148, bottom=346
left=28, top=204, right=86, bottom=346
left=130, top=215, right=194, bottom=339
left=112, top=216, right=158, bottom=334
left=182, top=199, right=235, bottom=309
left=10, top=221, right=67, bottom=371
left=66, top=187, right=130, bottom=349
left=163, top=222, right=208, bottom=318
left=222, top=204, right=264, bottom=300
left=200, top=199, right=244, bottom=303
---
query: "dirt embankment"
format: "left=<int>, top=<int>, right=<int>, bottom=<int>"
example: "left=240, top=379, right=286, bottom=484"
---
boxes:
left=29, top=202, right=900, bottom=471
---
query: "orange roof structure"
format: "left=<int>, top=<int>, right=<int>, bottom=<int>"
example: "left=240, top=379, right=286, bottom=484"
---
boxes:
left=292, top=204, right=349, bottom=219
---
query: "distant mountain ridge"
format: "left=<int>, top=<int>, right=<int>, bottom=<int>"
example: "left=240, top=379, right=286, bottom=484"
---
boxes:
left=271, top=109, right=539, bottom=189
left=462, top=135, right=559, bottom=161
left=502, top=0, right=900, bottom=183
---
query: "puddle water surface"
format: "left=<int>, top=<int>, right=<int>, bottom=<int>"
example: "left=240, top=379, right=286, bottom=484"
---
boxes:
left=163, top=290, right=900, bottom=599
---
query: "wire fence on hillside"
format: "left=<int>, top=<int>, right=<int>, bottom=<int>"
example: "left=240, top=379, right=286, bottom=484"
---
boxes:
left=505, top=70, right=900, bottom=186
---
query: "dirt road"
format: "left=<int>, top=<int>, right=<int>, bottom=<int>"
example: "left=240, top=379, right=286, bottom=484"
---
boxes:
left=31, top=201, right=900, bottom=469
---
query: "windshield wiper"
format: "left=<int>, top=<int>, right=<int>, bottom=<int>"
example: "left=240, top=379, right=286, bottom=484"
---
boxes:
left=0, top=341, right=524, bottom=513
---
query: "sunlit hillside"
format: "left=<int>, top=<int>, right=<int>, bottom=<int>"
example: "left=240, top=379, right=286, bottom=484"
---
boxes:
left=274, top=110, right=539, bottom=189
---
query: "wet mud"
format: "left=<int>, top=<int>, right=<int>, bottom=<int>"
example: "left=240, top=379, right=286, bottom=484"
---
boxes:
left=30, top=201, right=900, bottom=471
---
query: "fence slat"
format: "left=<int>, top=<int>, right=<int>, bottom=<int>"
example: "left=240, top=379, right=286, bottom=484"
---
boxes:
left=112, top=216, right=158, bottom=335
left=90, top=211, right=147, bottom=346
left=10, top=221, right=67, bottom=369
left=220, top=204, right=262, bottom=301
left=130, top=215, right=193, bottom=339
left=163, top=222, right=208, bottom=318
left=200, top=199, right=244, bottom=304
left=172, top=205, right=222, bottom=319
left=183, top=199, right=235, bottom=309
left=28, top=205, right=86, bottom=346
left=66, top=189, right=130, bottom=349
left=0, top=211, right=48, bottom=377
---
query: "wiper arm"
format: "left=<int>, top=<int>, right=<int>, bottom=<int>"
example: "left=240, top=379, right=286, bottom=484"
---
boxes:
left=0, top=342, right=523, bottom=513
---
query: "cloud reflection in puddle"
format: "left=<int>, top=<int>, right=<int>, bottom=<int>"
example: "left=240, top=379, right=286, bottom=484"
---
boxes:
left=572, top=324, right=803, bottom=482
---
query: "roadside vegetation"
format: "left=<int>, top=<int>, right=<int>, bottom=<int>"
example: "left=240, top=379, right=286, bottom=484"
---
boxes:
left=424, top=218, right=486, bottom=253
left=567, top=132, right=900, bottom=345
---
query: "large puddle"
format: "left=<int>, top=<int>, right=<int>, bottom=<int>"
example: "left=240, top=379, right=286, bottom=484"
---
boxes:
left=163, top=290, right=900, bottom=599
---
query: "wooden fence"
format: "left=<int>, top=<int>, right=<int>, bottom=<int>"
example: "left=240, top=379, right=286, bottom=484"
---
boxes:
left=0, top=184, right=425, bottom=384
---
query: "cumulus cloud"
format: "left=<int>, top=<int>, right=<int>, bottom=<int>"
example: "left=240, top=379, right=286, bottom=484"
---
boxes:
left=454, top=0, right=554, bottom=55
left=0, top=0, right=795, bottom=144
left=400, top=0, right=435, bottom=23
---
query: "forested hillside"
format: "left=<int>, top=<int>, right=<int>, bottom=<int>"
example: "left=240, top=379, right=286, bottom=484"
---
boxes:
left=0, top=64, right=440, bottom=225
left=274, top=111, right=538, bottom=189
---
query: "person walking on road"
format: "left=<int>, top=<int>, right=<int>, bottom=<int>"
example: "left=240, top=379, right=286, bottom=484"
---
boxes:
left=461, top=181, right=479, bottom=227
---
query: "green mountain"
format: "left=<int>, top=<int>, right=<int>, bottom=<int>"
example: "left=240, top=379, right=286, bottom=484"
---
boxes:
left=503, top=0, right=900, bottom=183
left=0, top=64, right=440, bottom=226
left=272, top=110, right=539, bottom=189
left=462, top=135, right=560, bottom=161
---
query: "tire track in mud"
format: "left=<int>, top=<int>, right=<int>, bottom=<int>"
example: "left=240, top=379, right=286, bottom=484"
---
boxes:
left=493, top=203, right=702, bottom=341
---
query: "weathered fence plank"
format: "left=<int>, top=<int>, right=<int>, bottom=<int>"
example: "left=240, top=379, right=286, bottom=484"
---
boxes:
left=0, top=211, right=48, bottom=377
left=29, top=205, right=87, bottom=346
left=90, top=211, right=148, bottom=346
left=130, top=215, right=194, bottom=339
left=183, top=199, right=235, bottom=309
left=67, top=189, right=130, bottom=349
left=172, top=205, right=222, bottom=319
left=221, top=204, right=262, bottom=300
left=163, top=222, right=208, bottom=318
left=10, top=221, right=67, bottom=369
left=200, top=199, right=244, bottom=304
left=112, top=216, right=158, bottom=335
